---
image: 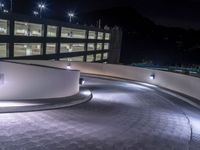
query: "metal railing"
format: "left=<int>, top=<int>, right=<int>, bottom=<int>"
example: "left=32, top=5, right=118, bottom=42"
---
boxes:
left=131, top=63, right=200, bottom=78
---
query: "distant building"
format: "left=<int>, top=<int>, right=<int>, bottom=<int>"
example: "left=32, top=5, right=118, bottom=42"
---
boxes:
left=0, top=13, right=122, bottom=64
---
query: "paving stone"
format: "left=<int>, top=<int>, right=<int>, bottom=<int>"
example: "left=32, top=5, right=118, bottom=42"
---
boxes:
left=0, top=76, right=199, bottom=149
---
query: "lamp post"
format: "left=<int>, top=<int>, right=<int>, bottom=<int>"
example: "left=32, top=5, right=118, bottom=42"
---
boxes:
left=10, top=0, right=12, bottom=12
left=38, top=3, right=45, bottom=18
left=68, top=12, right=74, bottom=23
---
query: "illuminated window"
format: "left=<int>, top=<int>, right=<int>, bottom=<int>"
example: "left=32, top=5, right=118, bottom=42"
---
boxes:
left=0, top=43, right=8, bottom=58
left=14, top=21, right=43, bottom=36
left=60, top=43, right=85, bottom=53
left=97, top=32, right=104, bottom=40
left=61, top=27, right=86, bottom=39
left=104, top=43, right=110, bottom=50
left=103, top=52, right=108, bottom=59
left=0, top=19, right=9, bottom=35
left=46, top=43, right=56, bottom=54
left=86, top=54, right=94, bottom=62
left=97, top=43, right=103, bottom=50
left=60, top=56, right=84, bottom=62
left=14, top=43, right=42, bottom=57
left=96, top=53, right=102, bottom=61
left=47, top=25, right=57, bottom=37
left=88, top=31, right=96, bottom=39
left=87, top=43, right=95, bottom=51
left=105, top=33, right=110, bottom=40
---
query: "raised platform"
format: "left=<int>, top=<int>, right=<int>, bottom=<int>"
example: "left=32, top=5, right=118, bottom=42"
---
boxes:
left=0, top=87, right=92, bottom=113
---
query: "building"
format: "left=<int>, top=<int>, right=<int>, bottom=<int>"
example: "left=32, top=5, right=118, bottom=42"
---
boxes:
left=0, top=13, right=122, bottom=64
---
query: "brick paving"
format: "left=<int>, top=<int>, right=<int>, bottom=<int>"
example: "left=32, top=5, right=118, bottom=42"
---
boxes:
left=0, top=76, right=199, bottom=150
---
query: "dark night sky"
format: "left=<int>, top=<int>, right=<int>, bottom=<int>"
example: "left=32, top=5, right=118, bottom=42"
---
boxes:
left=2, top=0, right=200, bottom=29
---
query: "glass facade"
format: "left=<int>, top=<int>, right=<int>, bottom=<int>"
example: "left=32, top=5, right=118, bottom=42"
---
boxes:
left=105, top=33, right=110, bottom=40
left=61, top=27, right=86, bottom=39
left=14, top=21, right=43, bottom=36
left=87, top=43, right=95, bottom=51
left=104, top=43, right=110, bottom=50
left=14, top=43, right=42, bottom=57
left=0, top=43, right=8, bottom=58
left=0, top=16, right=112, bottom=62
left=97, top=43, right=103, bottom=50
left=46, top=43, right=56, bottom=54
left=103, top=52, right=108, bottom=59
left=96, top=53, right=102, bottom=61
left=97, top=32, right=104, bottom=40
left=87, top=54, right=94, bottom=62
left=47, top=25, right=57, bottom=37
left=88, top=31, right=96, bottom=39
left=60, top=43, right=85, bottom=53
left=60, top=56, right=84, bottom=62
left=0, top=19, right=9, bottom=35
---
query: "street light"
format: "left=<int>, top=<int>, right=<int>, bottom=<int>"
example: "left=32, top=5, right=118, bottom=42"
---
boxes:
left=68, top=11, right=75, bottom=23
left=38, top=2, right=46, bottom=18
left=33, top=11, right=39, bottom=16
left=0, top=3, right=4, bottom=12
left=3, top=9, right=8, bottom=13
left=10, top=0, right=12, bottom=12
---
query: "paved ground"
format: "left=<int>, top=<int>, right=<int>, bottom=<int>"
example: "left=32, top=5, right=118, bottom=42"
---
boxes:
left=0, top=76, right=200, bottom=150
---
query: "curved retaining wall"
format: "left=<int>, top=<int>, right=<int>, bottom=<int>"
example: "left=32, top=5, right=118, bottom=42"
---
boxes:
left=9, top=60, right=200, bottom=101
left=0, top=61, right=80, bottom=100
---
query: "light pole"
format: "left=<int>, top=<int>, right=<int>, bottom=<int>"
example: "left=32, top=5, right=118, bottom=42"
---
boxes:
left=38, top=3, right=45, bottom=18
left=33, top=11, right=39, bottom=17
left=0, top=2, right=4, bottom=12
left=68, top=12, right=74, bottom=23
left=10, top=0, right=12, bottom=12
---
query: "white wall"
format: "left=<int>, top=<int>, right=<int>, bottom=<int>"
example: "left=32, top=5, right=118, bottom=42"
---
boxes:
left=9, top=60, right=200, bottom=101
left=0, top=61, right=80, bottom=100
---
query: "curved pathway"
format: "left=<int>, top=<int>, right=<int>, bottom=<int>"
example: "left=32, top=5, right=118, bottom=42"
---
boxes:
left=0, top=76, right=199, bottom=150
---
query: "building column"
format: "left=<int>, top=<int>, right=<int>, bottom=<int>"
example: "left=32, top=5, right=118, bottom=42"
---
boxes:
left=108, top=27, right=123, bottom=64
left=9, top=18, right=14, bottom=58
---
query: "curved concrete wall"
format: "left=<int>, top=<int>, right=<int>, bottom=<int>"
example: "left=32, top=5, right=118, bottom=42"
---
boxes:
left=0, top=61, right=80, bottom=100
left=9, top=60, right=200, bottom=101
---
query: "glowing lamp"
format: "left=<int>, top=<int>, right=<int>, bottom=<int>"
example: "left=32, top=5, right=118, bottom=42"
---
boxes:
left=149, top=74, right=155, bottom=80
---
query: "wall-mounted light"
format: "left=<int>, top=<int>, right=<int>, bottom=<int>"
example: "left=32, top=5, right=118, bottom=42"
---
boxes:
left=149, top=74, right=155, bottom=80
left=79, top=78, right=85, bottom=85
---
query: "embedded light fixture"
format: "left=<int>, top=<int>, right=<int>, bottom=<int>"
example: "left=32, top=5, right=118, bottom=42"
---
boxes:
left=79, top=78, right=85, bottom=85
left=149, top=74, right=155, bottom=80
left=33, top=11, right=39, bottom=16
left=66, top=63, right=71, bottom=69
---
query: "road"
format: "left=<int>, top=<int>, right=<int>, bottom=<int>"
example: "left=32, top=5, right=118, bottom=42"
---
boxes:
left=0, top=75, right=199, bottom=150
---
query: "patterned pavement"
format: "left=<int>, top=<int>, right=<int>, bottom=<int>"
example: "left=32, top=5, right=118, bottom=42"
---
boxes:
left=0, top=76, right=199, bottom=150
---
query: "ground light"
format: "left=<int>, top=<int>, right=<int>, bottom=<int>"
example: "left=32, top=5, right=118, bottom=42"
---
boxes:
left=79, top=78, right=85, bottom=85
left=66, top=63, right=71, bottom=69
left=149, top=74, right=155, bottom=80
